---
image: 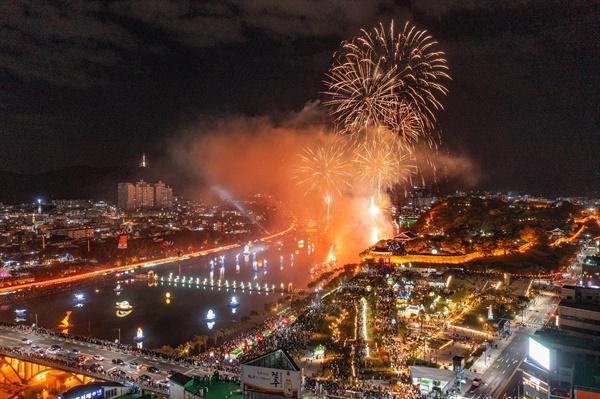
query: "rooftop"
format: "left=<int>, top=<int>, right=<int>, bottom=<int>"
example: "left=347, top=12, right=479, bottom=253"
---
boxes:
left=170, top=373, right=242, bottom=399
left=242, top=349, right=300, bottom=371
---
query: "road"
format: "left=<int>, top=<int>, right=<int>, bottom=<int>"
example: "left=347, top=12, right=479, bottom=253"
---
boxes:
left=0, top=294, right=562, bottom=399
left=0, top=326, right=206, bottom=387
left=460, top=294, right=558, bottom=399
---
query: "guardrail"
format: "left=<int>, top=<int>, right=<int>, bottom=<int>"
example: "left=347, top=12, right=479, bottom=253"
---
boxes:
left=0, top=347, right=169, bottom=396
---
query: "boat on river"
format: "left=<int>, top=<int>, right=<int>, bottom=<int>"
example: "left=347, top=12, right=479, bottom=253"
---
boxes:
left=116, top=301, right=132, bottom=310
left=58, top=311, right=73, bottom=329
left=133, top=327, right=145, bottom=341
left=228, top=297, right=240, bottom=308
left=204, top=310, right=216, bottom=322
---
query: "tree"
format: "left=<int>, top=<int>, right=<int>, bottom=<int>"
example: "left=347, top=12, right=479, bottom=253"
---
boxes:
left=404, top=238, right=428, bottom=253
left=211, top=329, right=224, bottom=346
left=519, top=226, right=549, bottom=246
left=519, top=225, right=537, bottom=245
left=441, top=236, right=464, bottom=254
left=497, top=237, right=517, bottom=257
left=264, top=302, right=277, bottom=312
left=449, top=289, right=468, bottom=304
left=155, top=345, right=176, bottom=355
left=174, top=343, right=190, bottom=357
left=473, top=238, right=495, bottom=257
left=192, top=335, right=209, bottom=354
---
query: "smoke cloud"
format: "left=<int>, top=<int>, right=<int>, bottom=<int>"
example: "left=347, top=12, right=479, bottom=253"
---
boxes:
left=170, top=103, right=478, bottom=266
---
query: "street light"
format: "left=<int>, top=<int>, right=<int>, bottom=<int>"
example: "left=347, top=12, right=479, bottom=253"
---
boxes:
left=115, top=328, right=121, bottom=343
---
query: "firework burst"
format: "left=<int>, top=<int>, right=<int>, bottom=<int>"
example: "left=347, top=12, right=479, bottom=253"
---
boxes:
left=324, top=20, right=450, bottom=141
left=324, top=52, right=400, bottom=135
left=294, top=133, right=352, bottom=198
left=352, top=128, right=415, bottom=197
left=358, top=21, right=450, bottom=130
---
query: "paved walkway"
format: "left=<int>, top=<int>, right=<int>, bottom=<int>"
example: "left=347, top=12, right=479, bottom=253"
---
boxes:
left=295, top=348, right=325, bottom=378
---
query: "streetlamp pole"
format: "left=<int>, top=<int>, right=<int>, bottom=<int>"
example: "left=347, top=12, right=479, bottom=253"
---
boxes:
left=35, top=313, right=38, bottom=327
left=115, top=328, right=121, bottom=343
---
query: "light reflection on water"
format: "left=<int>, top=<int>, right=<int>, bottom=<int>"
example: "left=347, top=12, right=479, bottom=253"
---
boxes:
left=3, top=235, right=322, bottom=349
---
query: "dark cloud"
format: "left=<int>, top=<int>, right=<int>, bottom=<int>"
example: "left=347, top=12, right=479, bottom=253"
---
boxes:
left=0, top=0, right=597, bottom=197
left=0, top=0, right=136, bottom=86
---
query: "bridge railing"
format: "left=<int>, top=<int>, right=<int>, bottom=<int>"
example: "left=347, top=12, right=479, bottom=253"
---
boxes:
left=0, top=347, right=169, bottom=396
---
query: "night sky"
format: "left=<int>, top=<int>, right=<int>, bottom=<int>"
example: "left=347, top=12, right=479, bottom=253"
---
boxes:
left=1, top=0, right=598, bottom=197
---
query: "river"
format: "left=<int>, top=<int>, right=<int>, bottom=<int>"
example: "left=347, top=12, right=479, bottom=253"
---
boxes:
left=0, top=232, right=330, bottom=349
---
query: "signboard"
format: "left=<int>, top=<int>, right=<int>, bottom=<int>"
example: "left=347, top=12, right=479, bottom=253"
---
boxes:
left=242, top=365, right=301, bottom=398
left=118, top=235, right=128, bottom=249
left=529, top=337, right=550, bottom=370
left=58, top=386, right=102, bottom=399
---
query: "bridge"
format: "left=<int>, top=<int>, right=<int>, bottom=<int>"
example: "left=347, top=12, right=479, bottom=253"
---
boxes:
left=0, top=349, right=100, bottom=399
left=0, top=327, right=179, bottom=397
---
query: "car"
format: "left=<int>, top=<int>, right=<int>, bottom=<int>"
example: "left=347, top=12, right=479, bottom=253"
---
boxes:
left=46, top=347, right=58, bottom=355
left=112, top=358, right=125, bottom=365
left=91, top=362, right=104, bottom=372
left=147, top=366, right=161, bottom=374
left=110, top=369, right=126, bottom=378
left=68, top=348, right=80, bottom=355
left=93, top=354, right=105, bottom=361
left=50, top=345, right=63, bottom=352
left=139, top=374, right=152, bottom=382
left=21, top=338, right=33, bottom=345
left=472, top=378, right=482, bottom=387
left=129, top=361, right=141, bottom=370
left=167, top=370, right=177, bottom=378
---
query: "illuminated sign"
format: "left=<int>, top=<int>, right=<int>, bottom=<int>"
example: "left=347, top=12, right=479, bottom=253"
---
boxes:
left=58, top=387, right=103, bottom=399
left=242, top=365, right=301, bottom=398
left=529, top=337, right=550, bottom=370
left=523, top=371, right=549, bottom=395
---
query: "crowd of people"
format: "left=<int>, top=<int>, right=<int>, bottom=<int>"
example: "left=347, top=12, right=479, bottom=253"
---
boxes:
left=0, top=263, right=507, bottom=399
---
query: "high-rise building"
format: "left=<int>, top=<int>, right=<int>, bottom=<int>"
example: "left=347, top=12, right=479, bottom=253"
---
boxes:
left=154, top=181, right=174, bottom=209
left=135, top=180, right=154, bottom=209
left=521, top=286, right=600, bottom=399
left=558, top=285, right=600, bottom=337
left=117, top=180, right=174, bottom=210
left=118, top=183, right=135, bottom=210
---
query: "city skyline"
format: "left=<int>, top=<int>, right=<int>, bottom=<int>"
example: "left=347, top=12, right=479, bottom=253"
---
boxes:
left=1, top=1, right=598, bottom=197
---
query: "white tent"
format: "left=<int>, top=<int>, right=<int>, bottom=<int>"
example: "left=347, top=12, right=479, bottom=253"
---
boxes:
left=409, top=366, right=457, bottom=394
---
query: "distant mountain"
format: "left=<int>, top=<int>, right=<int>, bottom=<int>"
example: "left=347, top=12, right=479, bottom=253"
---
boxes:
left=0, top=166, right=195, bottom=205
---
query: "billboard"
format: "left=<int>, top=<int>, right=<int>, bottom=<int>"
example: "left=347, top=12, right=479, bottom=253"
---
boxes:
left=118, top=235, right=128, bottom=249
left=242, top=365, right=302, bottom=398
left=529, top=337, right=550, bottom=370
